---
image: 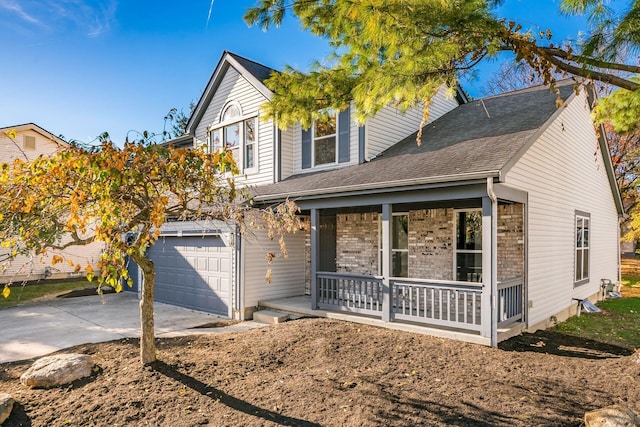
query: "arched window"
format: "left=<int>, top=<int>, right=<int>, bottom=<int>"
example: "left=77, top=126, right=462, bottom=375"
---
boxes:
left=209, top=101, right=257, bottom=172
left=222, top=104, right=240, bottom=120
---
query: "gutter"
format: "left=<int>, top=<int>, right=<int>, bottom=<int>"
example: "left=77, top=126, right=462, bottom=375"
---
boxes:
left=255, top=170, right=502, bottom=202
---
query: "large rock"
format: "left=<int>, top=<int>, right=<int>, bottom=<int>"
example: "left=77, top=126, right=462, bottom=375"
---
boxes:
left=0, top=394, right=14, bottom=424
left=20, top=353, right=95, bottom=389
left=585, top=405, right=640, bottom=427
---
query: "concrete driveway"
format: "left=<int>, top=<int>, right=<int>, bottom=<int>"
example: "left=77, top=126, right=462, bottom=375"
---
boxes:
left=0, top=292, right=264, bottom=363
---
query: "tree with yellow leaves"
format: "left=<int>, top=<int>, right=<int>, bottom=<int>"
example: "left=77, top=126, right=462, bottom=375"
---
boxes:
left=0, top=138, right=298, bottom=364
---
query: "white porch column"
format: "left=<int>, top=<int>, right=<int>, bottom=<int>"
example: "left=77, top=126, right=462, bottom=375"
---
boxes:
left=310, top=208, right=319, bottom=309
left=481, top=194, right=498, bottom=346
left=381, top=204, right=392, bottom=322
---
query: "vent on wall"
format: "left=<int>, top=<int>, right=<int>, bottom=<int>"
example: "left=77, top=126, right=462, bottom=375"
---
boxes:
left=23, top=135, right=36, bottom=150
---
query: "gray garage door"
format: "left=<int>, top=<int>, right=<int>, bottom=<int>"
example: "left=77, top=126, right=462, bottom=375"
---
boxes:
left=148, top=236, right=232, bottom=316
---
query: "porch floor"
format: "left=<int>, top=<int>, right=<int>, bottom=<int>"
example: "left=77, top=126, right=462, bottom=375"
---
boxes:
left=258, top=295, right=524, bottom=346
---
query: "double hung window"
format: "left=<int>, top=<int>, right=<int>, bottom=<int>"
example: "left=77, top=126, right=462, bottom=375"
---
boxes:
left=392, top=214, right=409, bottom=277
left=209, top=103, right=257, bottom=171
left=302, top=106, right=350, bottom=170
left=575, top=212, right=590, bottom=284
left=378, top=213, right=409, bottom=277
left=313, top=110, right=337, bottom=166
left=455, top=210, right=482, bottom=282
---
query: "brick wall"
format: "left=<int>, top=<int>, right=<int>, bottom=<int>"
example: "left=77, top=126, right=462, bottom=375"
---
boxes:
left=497, top=203, right=525, bottom=281
left=320, top=204, right=523, bottom=283
left=408, top=208, right=454, bottom=280
left=336, top=212, right=380, bottom=275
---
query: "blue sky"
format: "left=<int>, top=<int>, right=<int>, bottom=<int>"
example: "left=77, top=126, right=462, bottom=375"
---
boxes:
left=1, top=1, right=589, bottom=144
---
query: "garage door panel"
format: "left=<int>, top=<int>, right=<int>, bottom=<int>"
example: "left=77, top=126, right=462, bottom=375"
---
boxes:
left=148, top=236, right=231, bottom=316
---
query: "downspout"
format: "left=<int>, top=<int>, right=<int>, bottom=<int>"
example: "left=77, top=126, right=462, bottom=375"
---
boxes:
left=235, top=226, right=243, bottom=320
left=618, top=217, right=622, bottom=288
left=487, top=177, right=498, bottom=347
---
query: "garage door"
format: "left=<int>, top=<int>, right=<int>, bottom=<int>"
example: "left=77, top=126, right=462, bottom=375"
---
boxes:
left=148, top=236, right=232, bottom=316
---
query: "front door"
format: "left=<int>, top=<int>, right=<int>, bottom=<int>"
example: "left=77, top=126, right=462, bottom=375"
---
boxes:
left=319, top=214, right=337, bottom=272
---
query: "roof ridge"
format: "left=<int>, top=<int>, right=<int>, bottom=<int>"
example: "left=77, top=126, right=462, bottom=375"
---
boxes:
left=225, top=51, right=279, bottom=74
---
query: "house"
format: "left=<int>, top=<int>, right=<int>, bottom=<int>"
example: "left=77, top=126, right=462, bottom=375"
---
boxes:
left=137, top=51, right=622, bottom=346
left=0, top=123, right=67, bottom=162
left=0, top=123, right=103, bottom=283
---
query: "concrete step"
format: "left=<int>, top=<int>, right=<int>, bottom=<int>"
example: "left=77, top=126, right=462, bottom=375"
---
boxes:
left=252, top=310, right=289, bottom=325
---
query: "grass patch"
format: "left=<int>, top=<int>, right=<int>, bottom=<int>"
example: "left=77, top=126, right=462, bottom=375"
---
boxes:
left=0, top=280, right=92, bottom=308
left=552, top=296, right=640, bottom=350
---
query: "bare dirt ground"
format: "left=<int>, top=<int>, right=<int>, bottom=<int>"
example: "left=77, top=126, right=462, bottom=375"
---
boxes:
left=2, top=318, right=638, bottom=427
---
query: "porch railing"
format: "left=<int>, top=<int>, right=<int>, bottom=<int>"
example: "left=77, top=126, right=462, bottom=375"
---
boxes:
left=316, top=272, right=383, bottom=316
left=391, top=278, right=483, bottom=332
left=315, top=272, right=523, bottom=333
left=497, top=277, right=523, bottom=326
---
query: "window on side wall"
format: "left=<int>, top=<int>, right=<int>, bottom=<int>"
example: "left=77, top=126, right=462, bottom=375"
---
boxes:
left=208, top=103, right=258, bottom=173
left=575, top=212, right=590, bottom=285
left=455, top=210, right=482, bottom=282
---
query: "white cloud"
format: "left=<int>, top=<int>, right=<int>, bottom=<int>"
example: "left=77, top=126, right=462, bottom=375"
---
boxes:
left=0, top=0, right=118, bottom=37
left=0, top=0, right=43, bottom=26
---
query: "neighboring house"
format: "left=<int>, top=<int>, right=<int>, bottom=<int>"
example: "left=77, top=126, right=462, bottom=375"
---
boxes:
left=136, top=51, right=622, bottom=347
left=0, top=123, right=103, bottom=283
left=0, top=123, right=67, bottom=162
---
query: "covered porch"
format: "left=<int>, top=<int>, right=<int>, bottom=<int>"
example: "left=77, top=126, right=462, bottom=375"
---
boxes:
left=261, top=179, right=528, bottom=346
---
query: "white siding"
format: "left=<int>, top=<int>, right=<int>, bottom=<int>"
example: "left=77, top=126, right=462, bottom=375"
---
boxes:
left=365, top=86, right=459, bottom=160
left=0, top=129, right=61, bottom=163
left=504, top=92, right=619, bottom=327
left=242, top=227, right=306, bottom=308
left=194, top=66, right=274, bottom=187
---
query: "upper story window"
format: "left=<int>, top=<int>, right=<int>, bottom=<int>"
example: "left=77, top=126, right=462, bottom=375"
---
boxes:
left=302, top=107, right=350, bottom=170
left=209, top=102, right=257, bottom=172
left=313, top=111, right=337, bottom=166
left=575, top=212, right=590, bottom=285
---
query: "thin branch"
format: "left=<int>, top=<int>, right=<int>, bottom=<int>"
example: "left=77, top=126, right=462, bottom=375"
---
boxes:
left=539, top=50, right=640, bottom=91
left=539, top=47, right=640, bottom=74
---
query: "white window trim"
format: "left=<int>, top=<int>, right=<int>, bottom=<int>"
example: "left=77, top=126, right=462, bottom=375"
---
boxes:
left=454, top=208, right=483, bottom=282
left=242, top=117, right=258, bottom=173
left=208, top=101, right=259, bottom=174
left=378, top=212, right=409, bottom=277
left=575, top=211, right=590, bottom=286
left=311, top=111, right=339, bottom=169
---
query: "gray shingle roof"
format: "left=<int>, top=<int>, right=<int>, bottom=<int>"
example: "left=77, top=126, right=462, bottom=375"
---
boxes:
left=226, top=51, right=277, bottom=84
left=254, top=82, right=576, bottom=201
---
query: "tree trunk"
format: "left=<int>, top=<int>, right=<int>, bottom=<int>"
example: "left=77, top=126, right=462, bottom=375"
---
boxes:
left=133, top=254, right=156, bottom=365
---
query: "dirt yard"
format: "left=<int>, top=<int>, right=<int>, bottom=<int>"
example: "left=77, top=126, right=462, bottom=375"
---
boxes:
left=1, top=318, right=638, bottom=427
